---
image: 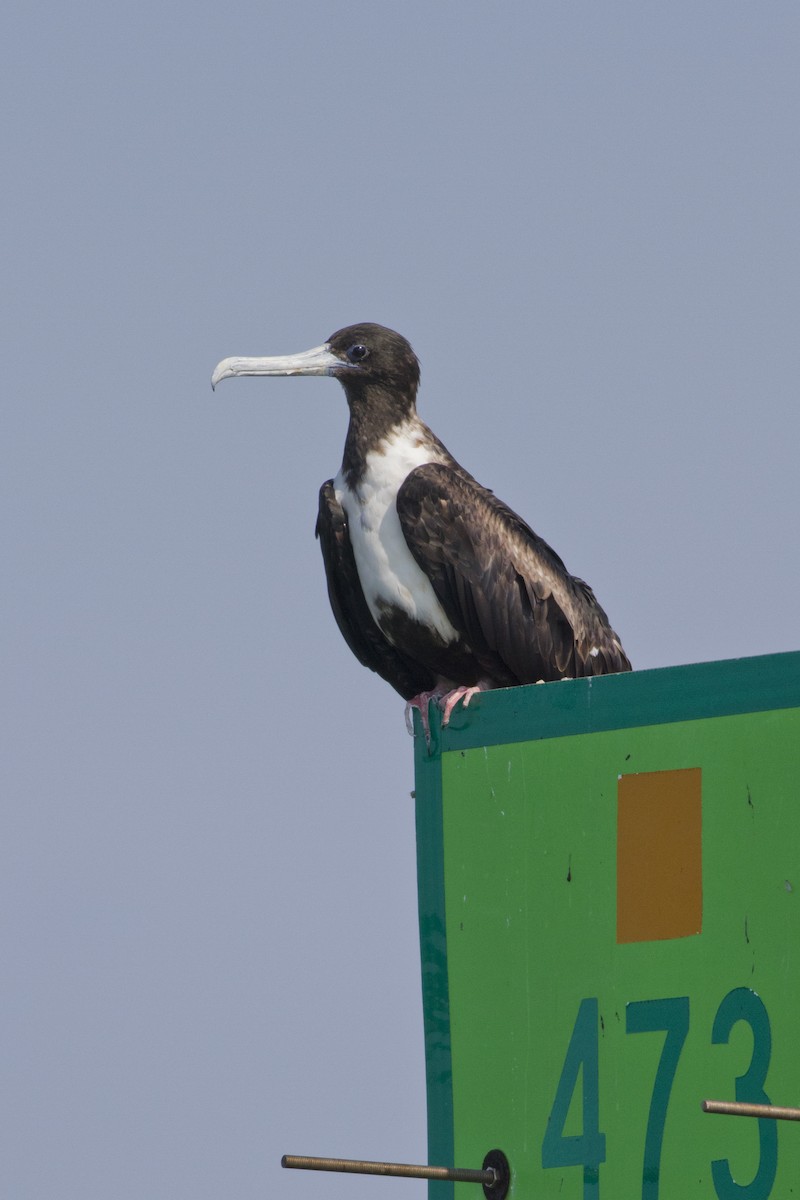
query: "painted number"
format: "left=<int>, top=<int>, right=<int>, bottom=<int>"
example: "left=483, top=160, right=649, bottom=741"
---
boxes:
left=542, top=990, right=776, bottom=1199
left=626, top=997, right=689, bottom=1200
left=711, top=988, right=777, bottom=1200
left=541, top=997, right=606, bottom=1198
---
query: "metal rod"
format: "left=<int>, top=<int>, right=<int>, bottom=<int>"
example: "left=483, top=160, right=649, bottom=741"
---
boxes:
left=281, top=1155, right=496, bottom=1186
left=703, top=1099, right=800, bottom=1122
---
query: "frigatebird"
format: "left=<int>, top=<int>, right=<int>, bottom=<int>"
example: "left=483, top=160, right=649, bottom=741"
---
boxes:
left=212, top=323, right=631, bottom=735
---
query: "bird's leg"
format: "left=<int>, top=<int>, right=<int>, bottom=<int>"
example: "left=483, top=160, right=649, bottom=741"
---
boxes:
left=405, top=679, right=493, bottom=744
left=405, top=688, right=445, bottom=745
left=440, top=680, right=491, bottom=727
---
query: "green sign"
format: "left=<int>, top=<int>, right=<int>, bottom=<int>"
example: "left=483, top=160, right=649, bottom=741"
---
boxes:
left=415, top=652, right=800, bottom=1200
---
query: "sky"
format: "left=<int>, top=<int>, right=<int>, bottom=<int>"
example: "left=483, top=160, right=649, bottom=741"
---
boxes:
left=3, top=2, right=800, bottom=1197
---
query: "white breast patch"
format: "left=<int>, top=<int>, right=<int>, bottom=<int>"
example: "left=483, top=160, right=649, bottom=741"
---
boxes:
left=334, top=422, right=459, bottom=646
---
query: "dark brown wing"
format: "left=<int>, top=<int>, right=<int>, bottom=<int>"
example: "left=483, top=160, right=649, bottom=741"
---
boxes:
left=315, top=480, right=437, bottom=699
left=396, top=464, right=631, bottom=685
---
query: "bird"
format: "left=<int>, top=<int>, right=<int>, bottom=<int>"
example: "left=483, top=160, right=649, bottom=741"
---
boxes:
left=211, top=323, right=631, bottom=737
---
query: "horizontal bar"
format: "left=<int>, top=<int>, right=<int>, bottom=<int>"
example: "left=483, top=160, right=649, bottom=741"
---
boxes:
left=703, top=1099, right=800, bottom=1122
left=281, top=1154, right=496, bottom=1185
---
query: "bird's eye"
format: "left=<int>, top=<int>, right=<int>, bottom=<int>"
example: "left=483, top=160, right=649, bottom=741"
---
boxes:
left=347, top=344, right=369, bottom=363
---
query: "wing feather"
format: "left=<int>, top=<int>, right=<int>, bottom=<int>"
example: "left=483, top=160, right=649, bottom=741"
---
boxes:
left=396, top=464, right=630, bottom=685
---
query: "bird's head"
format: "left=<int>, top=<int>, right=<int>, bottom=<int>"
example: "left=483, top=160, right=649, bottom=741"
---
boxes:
left=211, top=323, right=420, bottom=412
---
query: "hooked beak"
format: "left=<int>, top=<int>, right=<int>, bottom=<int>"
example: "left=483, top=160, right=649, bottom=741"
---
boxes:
left=211, top=342, right=350, bottom=390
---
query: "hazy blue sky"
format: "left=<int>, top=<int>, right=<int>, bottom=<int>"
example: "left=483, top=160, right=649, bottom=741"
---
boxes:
left=3, top=2, right=799, bottom=1197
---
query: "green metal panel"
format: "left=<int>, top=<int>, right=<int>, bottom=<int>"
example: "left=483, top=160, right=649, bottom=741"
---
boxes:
left=415, top=651, right=800, bottom=1200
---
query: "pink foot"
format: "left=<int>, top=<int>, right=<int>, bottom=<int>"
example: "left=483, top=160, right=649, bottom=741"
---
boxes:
left=440, top=681, right=490, bottom=727
left=405, top=680, right=491, bottom=743
left=405, top=689, right=444, bottom=743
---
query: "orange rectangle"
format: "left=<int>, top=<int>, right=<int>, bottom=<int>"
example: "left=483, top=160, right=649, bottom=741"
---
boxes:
left=617, top=768, right=702, bottom=943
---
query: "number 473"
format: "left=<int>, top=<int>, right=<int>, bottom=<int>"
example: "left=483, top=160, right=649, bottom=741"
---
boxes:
left=541, top=989, right=777, bottom=1200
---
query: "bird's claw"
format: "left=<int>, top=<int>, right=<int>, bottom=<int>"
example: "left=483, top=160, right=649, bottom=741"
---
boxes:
left=440, top=683, right=485, bottom=727
left=405, top=681, right=490, bottom=747
left=405, top=690, right=439, bottom=747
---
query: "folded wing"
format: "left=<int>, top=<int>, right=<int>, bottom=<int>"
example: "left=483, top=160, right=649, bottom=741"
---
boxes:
left=396, top=463, right=631, bottom=686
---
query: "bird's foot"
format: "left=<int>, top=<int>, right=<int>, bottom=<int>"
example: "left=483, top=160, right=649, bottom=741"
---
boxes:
left=405, top=680, right=491, bottom=745
left=405, top=689, right=444, bottom=744
left=440, top=681, right=490, bottom=727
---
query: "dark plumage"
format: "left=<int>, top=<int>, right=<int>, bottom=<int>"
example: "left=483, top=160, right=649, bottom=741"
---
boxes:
left=212, top=323, right=631, bottom=730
